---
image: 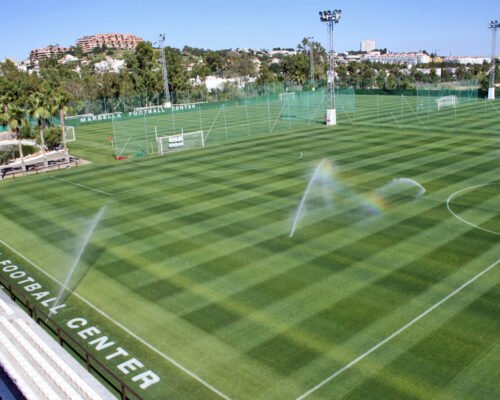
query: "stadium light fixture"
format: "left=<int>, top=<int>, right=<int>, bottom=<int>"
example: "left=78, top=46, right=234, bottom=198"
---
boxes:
left=319, top=9, right=342, bottom=23
left=488, top=20, right=500, bottom=100
left=319, top=9, right=342, bottom=125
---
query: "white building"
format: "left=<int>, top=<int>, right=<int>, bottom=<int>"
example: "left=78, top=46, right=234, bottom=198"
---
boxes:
left=59, top=54, right=78, bottom=64
left=364, top=52, right=430, bottom=66
left=94, top=57, right=125, bottom=73
left=416, top=68, right=442, bottom=77
left=339, top=53, right=363, bottom=63
left=361, top=40, right=376, bottom=53
left=268, top=49, right=297, bottom=57
left=443, top=56, right=490, bottom=65
left=14, top=59, right=30, bottom=73
left=194, top=75, right=257, bottom=91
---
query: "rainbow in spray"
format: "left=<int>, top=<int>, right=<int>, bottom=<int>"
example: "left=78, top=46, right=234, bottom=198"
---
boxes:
left=289, top=159, right=426, bottom=237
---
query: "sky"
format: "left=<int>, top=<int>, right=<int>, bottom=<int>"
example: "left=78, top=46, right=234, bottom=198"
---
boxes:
left=1, top=0, right=498, bottom=61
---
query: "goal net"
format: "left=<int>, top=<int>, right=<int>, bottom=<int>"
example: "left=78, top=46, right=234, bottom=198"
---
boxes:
left=157, top=130, right=204, bottom=155
left=279, top=92, right=296, bottom=103
left=416, top=79, right=478, bottom=112
left=63, top=126, right=76, bottom=143
left=436, top=95, right=457, bottom=110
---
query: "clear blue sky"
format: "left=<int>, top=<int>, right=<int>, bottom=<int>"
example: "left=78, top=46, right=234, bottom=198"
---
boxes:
left=1, top=0, right=498, bottom=61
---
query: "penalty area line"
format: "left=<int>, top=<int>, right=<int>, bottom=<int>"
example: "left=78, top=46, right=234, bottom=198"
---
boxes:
left=0, top=239, right=232, bottom=400
left=50, top=176, right=113, bottom=197
left=296, top=257, right=500, bottom=400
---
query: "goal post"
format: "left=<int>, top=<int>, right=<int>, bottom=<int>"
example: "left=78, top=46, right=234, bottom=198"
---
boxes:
left=156, top=130, right=205, bottom=155
left=63, top=126, right=76, bottom=143
left=279, top=92, right=296, bottom=103
left=417, top=80, right=477, bottom=113
left=436, top=95, right=457, bottom=110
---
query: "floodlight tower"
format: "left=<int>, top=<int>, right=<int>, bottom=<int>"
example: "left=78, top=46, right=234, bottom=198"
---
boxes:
left=488, top=20, right=500, bottom=100
left=319, top=9, right=342, bottom=125
left=159, top=34, right=172, bottom=107
left=308, top=36, right=315, bottom=85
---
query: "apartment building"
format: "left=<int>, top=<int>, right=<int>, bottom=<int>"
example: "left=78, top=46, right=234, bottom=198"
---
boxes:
left=76, top=33, right=143, bottom=53
left=29, top=45, right=70, bottom=62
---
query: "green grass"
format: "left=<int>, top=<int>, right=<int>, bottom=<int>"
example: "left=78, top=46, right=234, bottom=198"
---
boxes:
left=0, top=94, right=499, bottom=399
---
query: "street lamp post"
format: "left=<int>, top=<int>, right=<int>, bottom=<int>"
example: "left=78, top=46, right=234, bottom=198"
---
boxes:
left=319, top=9, right=342, bottom=126
left=488, top=20, right=500, bottom=100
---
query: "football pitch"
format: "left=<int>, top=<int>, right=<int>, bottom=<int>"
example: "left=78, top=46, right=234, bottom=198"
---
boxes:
left=0, top=95, right=499, bottom=399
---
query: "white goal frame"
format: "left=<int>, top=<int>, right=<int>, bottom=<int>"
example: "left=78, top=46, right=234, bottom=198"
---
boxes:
left=436, top=95, right=457, bottom=110
left=279, top=92, right=296, bottom=102
left=63, top=126, right=76, bottom=143
left=156, top=130, right=205, bottom=156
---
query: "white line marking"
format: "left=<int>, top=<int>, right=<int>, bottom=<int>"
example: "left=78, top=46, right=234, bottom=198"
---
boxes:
left=50, top=176, right=113, bottom=197
left=447, top=183, right=500, bottom=236
left=296, top=258, right=500, bottom=400
left=0, top=239, right=231, bottom=400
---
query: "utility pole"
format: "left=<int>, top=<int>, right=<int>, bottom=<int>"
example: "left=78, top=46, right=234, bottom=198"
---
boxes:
left=158, top=34, right=172, bottom=107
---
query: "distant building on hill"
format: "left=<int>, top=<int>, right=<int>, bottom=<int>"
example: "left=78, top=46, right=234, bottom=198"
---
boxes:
left=443, top=56, right=490, bottom=65
left=94, top=57, right=126, bottom=73
left=76, top=33, right=143, bottom=53
left=360, top=40, right=376, bottom=53
left=364, top=52, right=430, bottom=66
left=30, top=45, right=70, bottom=62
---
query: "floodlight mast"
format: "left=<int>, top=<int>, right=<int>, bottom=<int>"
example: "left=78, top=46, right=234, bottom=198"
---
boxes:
left=159, top=34, right=172, bottom=107
left=488, top=20, right=500, bottom=100
left=319, top=9, right=342, bottom=125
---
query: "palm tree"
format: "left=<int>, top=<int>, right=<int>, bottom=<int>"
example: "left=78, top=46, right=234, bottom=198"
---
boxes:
left=293, top=70, right=306, bottom=85
left=0, top=99, right=27, bottom=174
left=28, top=93, right=51, bottom=168
left=49, top=91, right=71, bottom=162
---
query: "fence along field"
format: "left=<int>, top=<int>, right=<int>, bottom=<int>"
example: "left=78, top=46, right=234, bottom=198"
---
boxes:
left=65, top=82, right=499, bottom=163
left=1, top=89, right=499, bottom=399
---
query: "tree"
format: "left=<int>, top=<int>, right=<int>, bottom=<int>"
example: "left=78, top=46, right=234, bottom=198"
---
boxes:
left=335, top=64, right=349, bottom=87
left=165, top=47, right=189, bottom=100
left=441, top=68, right=454, bottom=82
left=360, top=68, right=375, bottom=89
left=205, top=51, right=224, bottom=75
left=229, top=53, right=256, bottom=78
left=28, top=93, right=51, bottom=168
left=0, top=98, right=26, bottom=172
left=50, top=91, right=71, bottom=161
left=257, top=58, right=277, bottom=85
left=43, top=126, right=63, bottom=150
left=479, top=72, right=489, bottom=93
left=269, top=62, right=282, bottom=75
left=190, top=62, right=211, bottom=80
left=429, top=68, right=440, bottom=84
left=375, top=70, right=386, bottom=89
left=385, top=73, right=398, bottom=90
left=125, top=41, right=162, bottom=101
left=282, top=53, right=309, bottom=84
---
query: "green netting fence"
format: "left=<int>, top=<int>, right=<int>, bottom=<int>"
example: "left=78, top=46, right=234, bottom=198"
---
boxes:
left=64, top=79, right=500, bottom=160
left=416, top=79, right=479, bottom=112
left=101, top=87, right=356, bottom=158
